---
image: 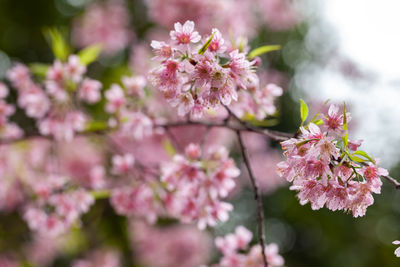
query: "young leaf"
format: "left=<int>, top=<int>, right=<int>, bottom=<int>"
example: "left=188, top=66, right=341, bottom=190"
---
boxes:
left=43, top=28, right=70, bottom=61
left=29, top=63, right=49, bottom=77
left=162, top=139, right=176, bottom=157
left=342, top=102, right=348, bottom=146
left=84, top=121, right=108, bottom=132
left=78, top=44, right=102, bottom=66
left=248, top=45, right=281, bottom=59
left=299, top=99, right=309, bottom=125
left=198, top=31, right=215, bottom=55
left=353, top=150, right=376, bottom=164
left=312, top=119, right=324, bottom=125
left=90, top=190, right=110, bottom=200
left=347, top=153, right=367, bottom=163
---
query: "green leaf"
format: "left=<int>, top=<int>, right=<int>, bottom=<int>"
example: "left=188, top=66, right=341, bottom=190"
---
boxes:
left=296, top=138, right=319, bottom=148
left=248, top=45, right=281, bottom=59
left=43, top=28, right=70, bottom=61
left=353, top=150, right=376, bottom=164
left=84, top=121, right=108, bottom=132
left=299, top=99, right=309, bottom=125
left=241, top=113, right=279, bottom=127
left=78, top=44, right=102, bottom=66
left=347, top=153, right=367, bottom=163
left=198, top=31, right=215, bottom=55
left=29, top=63, right=49, bottom=77
left=90, top=190, right=110, bottom=199
left=162, top=139, right=176, bottom=157
left=342, top=103, right=348, bottom=146
left=246, top=118, right=279, bottom=127
left=312, top=119, right=324, bottom=126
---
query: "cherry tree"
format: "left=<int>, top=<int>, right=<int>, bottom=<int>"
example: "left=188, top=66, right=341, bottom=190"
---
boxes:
left=0, top=3, right=399, bottom=266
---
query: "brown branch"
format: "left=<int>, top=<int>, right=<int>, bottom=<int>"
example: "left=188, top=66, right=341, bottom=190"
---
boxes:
left=2, top=119, right=400, bottom=191
left=382, top=175, right=400, bottom=189
left=237, top=130, right=268, bottom=267
left=154, top=119, right=292, bottom=142
left=224, top=106, right=292, bottom=141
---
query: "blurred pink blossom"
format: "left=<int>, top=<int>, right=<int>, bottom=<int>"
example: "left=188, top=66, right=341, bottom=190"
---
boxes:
left=72, top=0, right=133, bottom=55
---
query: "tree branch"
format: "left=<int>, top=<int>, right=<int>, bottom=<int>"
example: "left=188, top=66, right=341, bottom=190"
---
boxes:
left=1, top=118, right=399, bottom=191
left=237, top=130, right=268, bottom=267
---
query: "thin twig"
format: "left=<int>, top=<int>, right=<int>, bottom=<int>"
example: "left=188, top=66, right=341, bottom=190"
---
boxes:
left=163, top=126, right=184, bottom=152
left=225, top=106, right=292, bottom=141
left=360, top=162, right=400, bottom=189
left=237, top=130, right=268, bottom=267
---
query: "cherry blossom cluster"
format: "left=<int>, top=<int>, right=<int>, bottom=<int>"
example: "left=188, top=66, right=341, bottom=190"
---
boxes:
left=111, top=143, right=240, bottom=229
left=6, top=52, right=153, bottom=142
left=205, top=226, right=284, bottom=267
left=72, top=0, right=132, bottom=55
left=72, top=248, right=120, bottom=267
left=0, top=138, right=102, bottom=236
left=145, top=0, right=300, bottom=37
left=130, top=220, right=212, bottom=267
left=0, top=82, right=23, bottom=140
left=111, top=176, right=161, bottom=224
left=24, top=186, right=94, bottom=237
left=6, top=56, right=90, bottom=141
left=149, top=20, right=282, bottom=119
left=277, top=104, right=389, bottom=217
left=161, top=143, right=240, bottom=229
left=105, top=76, right=153, bottom=140
left=145, top=0, right=256, bottom=37
left=231, top=83, right=283, bottom=120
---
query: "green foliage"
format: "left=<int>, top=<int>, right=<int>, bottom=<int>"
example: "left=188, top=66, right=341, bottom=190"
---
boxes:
left=162, top=138, right=176, bottom=156
left=312, top=119, right=324, bottom=125
left=248, top=45, right=281, bottom=59
left=353, top=150, right=376, bottom=164
left=241, top=113, right=279, bottom=127
left=299, top=98, right=309, bottom=125
left=198, top=31, right=215, bottom=55
left=29, top=63, right=49, bottom=77
left=78, top=44, right=102, bottom=66
left=90, top=190, right=110, bottom=200
left=43, top=27, right=70, bottom=61
left=342, top=103, right=348, bottom=146
left=84, top=121, right=108, bottom=132
left=346, top=152, right=368, bottom=163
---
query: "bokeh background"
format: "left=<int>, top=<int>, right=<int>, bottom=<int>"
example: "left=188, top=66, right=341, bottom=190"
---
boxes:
left=0, top=0, right=399, bottom=266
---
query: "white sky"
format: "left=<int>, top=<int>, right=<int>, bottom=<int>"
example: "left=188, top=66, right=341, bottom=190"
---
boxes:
left=296, top=0, right=400, bottom=168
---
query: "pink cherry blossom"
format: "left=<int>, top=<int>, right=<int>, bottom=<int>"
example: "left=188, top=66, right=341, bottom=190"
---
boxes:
left=111, top=153, right=135, bottom=175
left=72, top=0, right=132, bottom=55
left=170, top=20, right=201, bottom=45
left=393, top=240, right=400, bottom=257
left=277, top=105, right=389, bottom=217
left=150, top=40, right=174, bottom=60
left=213, top=226, right=284, bottom=267
left=78, top=78, right=102, bottom=104
left=65, top=55, right=86, bottom=83
left=122, top=75, right=147, bottom=98
left=105, top=84, right=126, bottom=113
left=0, top=82, right=9, bottom=98
left=131, top=220, right=212, bottom=267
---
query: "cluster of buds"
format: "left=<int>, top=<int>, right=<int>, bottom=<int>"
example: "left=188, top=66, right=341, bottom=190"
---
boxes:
left=277, top=103, right=388, bottom=217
